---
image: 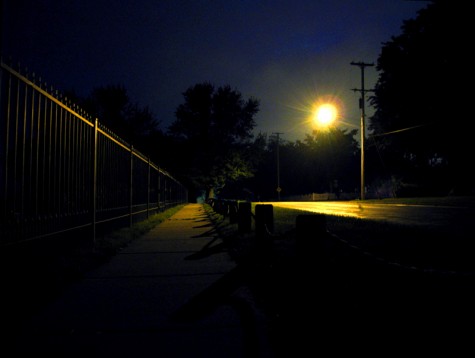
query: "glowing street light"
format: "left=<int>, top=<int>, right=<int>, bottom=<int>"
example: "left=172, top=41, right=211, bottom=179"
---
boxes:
left=309, top=99, right=343, bottom=198
left=314, top=103, right=338, bottom=127
left=312, top=101, right=339, bottom=131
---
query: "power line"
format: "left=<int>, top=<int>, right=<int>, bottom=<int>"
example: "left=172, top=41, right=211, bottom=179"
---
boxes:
left=369, top=123, right=431, bottom=137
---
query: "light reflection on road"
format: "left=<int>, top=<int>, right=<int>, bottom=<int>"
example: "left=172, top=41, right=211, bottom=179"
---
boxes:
left=267, top=201, right=367, bottom=218
left=263, top=201, right=472, bottom=229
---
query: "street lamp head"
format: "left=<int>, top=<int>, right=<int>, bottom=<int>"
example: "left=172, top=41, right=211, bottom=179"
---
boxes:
left=313, top=103, right=338, bottom=128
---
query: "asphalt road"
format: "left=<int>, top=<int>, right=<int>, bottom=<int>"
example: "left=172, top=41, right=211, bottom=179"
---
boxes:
left=265, top=199, right=475, bottom=235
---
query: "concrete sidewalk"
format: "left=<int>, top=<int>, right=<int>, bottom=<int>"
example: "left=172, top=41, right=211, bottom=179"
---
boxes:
left=10, top=204, right=261, bottom=357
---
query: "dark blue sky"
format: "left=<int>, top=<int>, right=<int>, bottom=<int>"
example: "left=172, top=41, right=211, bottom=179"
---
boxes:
left=2, top=0, right=427, bottom=142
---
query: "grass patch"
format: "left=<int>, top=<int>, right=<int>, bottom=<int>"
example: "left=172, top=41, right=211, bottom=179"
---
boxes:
left=242, top=201, right=475, bottom=272
left=95, top=204, right=186, bottom=254
left=352, top=195, right=475, bottom=207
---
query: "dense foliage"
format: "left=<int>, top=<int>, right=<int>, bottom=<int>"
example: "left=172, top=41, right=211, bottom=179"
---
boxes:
left=246, top=128, right=360, bottom=200
left=167, top=83, right=260, bottom=199
left=368, top=0, right=472, bottom=195
left=82, top=85, right=161, bottom=146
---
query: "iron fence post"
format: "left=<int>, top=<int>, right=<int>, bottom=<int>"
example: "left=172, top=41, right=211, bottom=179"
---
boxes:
left=92, top=118, right=98, bottom=248
left=129, top=145, right=134, bottom=228
left=147, top=157, right=150, bottom=219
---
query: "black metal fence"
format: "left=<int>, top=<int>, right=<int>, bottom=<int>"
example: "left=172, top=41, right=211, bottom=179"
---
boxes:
left=0, top=60, right=188, bottom=246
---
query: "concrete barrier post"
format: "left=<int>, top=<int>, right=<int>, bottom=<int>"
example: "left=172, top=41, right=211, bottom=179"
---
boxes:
left=238, top=201, right=252, bottom=233
left=255, top=204, right=274, bottom=240
left=229, top=201, right=238, bottom=224
left=223, top=200, right=230, bottom=218
left=216, top=199, right=225, bottom=216
left=295, top=214, right=326, bottom=259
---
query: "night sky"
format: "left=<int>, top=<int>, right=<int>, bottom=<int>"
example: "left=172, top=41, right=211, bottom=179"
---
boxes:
left=1, top=0, right=427, bottom=142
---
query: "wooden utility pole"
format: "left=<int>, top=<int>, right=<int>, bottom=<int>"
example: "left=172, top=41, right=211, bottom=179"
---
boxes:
left=272, top=132, right=284, bottom=201
left=351, top=61, right=374, bottom=200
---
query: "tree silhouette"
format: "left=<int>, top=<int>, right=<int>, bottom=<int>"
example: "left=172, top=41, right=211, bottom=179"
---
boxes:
left=369, top=0, right=472, bottom=195
left=248, top=128, right=359, bottom=200
left=169, top=82, right=260, bottom=198
left=286, top=128, right=359, bottom=194
left=82, top=85, right=161, bottom=147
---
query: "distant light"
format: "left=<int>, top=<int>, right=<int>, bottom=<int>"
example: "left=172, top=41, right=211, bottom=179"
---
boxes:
left=314, top=103, right=337, bottom=127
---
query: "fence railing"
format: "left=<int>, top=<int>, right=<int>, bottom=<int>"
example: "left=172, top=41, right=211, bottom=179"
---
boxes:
left=0, top=60, right=188, bottom=246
